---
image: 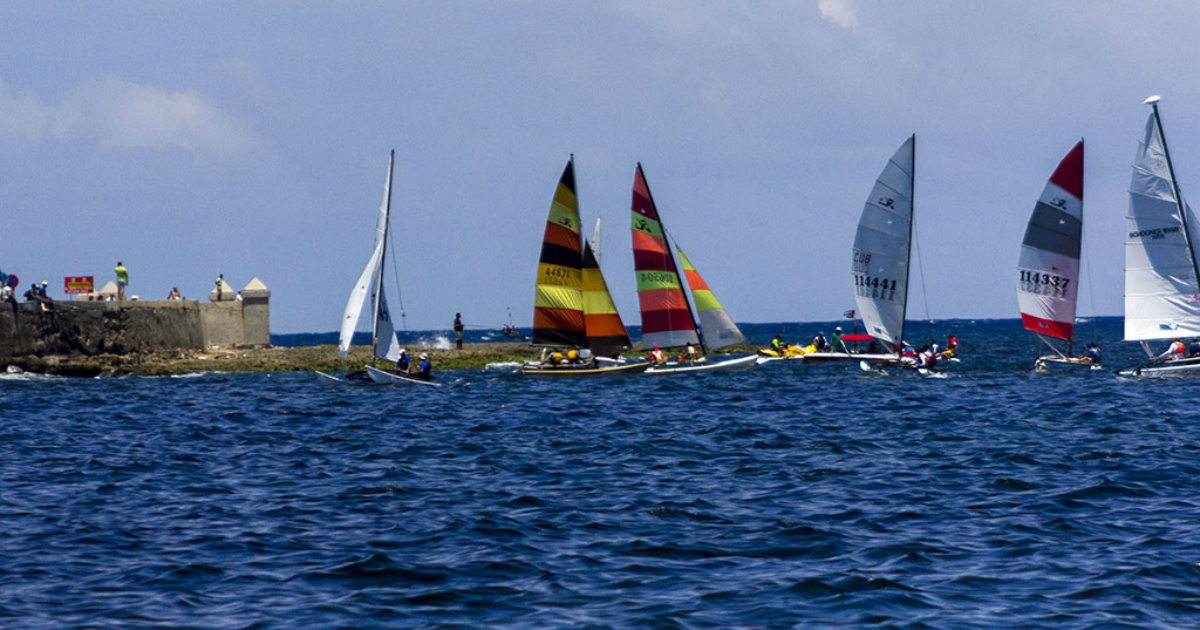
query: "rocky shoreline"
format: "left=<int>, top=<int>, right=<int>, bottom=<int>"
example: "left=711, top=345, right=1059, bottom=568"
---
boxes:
left=3, top=342, right=763, bottom=377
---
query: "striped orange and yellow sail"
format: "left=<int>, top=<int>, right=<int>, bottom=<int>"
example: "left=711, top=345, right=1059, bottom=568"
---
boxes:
left=631, top=163, right=700, bottom=349
left=676, top=245, right=745, bottom=349
left=582, top=238, right=631, bottom=357
left=533, top=157, right=586, bottom=348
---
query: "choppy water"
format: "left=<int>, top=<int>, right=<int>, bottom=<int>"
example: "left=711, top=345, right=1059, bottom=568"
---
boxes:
left=4, top=318, right=1200, bottom=629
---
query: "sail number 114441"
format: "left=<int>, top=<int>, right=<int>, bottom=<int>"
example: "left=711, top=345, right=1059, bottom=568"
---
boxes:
left=854, top=274, right=898, bottom=301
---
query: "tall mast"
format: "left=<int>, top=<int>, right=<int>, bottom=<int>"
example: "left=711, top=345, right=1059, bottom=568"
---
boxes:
left=899, top=134, right=915, bottom=348
left=637, top=162, right=707, bottom=355
left=371, top=150, right=395, bottom=366
left=1146, top=97, right=1200, bottom=297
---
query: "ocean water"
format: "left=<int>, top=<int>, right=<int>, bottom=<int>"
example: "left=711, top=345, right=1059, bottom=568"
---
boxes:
left=4, top=317, right=1200, bottom=629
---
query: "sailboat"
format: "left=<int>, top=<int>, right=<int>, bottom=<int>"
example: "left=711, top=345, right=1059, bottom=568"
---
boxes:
left=844, top=135, right=947, bottom=373
left=522, top=155, right=648, bottom=376
left=630, top=163, right=756, bottom=374
left=315, top=151, right=438, bottom=387
left=796, top=135, right=923, bottom=368
left=1016, top=141, right=1097, bottom=372
left=1118, top=96, right=1200, bottom=376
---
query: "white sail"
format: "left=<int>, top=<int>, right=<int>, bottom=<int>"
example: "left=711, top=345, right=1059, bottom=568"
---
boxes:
left=1125, top=106, right=1200, bottom=341
left=338, top=153, right=402, bottom=361
left=1017, top=141, right=1084, bottom=343
left=852, top=135, right=915, bottom=347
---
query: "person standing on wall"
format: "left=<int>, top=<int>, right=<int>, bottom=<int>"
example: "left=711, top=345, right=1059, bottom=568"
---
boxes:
left=115, top=261, right=128, bottom=301
left=453, top=313, right=464, bottom=350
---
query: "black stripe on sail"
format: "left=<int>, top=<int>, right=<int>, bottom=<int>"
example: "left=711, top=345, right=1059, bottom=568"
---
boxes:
left=533, top=328, right=586, bottom=348
left=559, top=161, right=575, bottom=195
left=539, top=242, right=582, bottom=269
left=586, top=334, right=632, bottom=358
left=1023, top=202, right=1081, bottom=259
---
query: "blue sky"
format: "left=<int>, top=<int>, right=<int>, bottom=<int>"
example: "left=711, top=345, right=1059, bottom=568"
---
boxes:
left=2, top=1, right=1199, bottom=333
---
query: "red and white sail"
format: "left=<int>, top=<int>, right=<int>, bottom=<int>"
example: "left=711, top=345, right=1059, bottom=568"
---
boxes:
left=1017, top=141, right=1084, bottom=342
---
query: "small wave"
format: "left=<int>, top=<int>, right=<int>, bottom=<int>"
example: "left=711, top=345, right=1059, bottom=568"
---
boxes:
left=484, top=361, right=521, bottom=371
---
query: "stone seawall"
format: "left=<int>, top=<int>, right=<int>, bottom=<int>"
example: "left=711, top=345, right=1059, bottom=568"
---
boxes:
left=0, top=297, right=268, bottom=360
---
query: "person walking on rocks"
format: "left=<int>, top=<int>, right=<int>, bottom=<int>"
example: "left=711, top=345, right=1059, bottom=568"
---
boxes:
left=115, top=261, right=128, bottom=301
left=453, top=313, right=464, bottom=350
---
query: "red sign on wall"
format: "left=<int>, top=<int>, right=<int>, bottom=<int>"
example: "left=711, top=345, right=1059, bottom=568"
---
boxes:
left=64, top=276, right=94, bottom=294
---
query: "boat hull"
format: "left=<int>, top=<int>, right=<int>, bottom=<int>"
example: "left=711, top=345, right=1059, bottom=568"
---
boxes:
left=1034, top=356, right=1102, bottom=372
left=521, top=361, right=649, bottom=376
left=1117, top=356, right=1200, bottom=376
left=801, top=351, right=897, bottom=363
left=646, top=354, right=757, bottom=374
left=365, top=365, right=442, bottom=386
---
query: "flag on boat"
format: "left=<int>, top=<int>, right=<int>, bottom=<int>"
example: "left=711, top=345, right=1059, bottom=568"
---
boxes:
left=843, top=309, right=855, bottom=318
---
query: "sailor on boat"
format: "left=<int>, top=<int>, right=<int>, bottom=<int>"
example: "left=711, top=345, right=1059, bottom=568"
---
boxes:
left=1082, top=342, right=1102, bottom=365
left=647, top=345, right=667, bottom=365
left=941, top=336, right=958, bottom=359
left=830, top=327, right=845, bottom=353
left=678, top=344, right=699, bottom=364
left=1157, top=339, right=1186, bottom=362
left=395, top=348, right=410, bottom=372
left=414, top=353, right=432, bottom=380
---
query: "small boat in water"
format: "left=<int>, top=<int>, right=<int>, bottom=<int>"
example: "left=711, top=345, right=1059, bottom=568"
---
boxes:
left=317, top=151, right=422, bottom=385
left=630, top=163, right=755, bottom=374
left=1118, top=96, right=1200, bottom=376
left=1016, top=141, right=1099, bottom=372
left=848, top=135, right=943, bottom=373
left=523, top=155, right=639, bottom=376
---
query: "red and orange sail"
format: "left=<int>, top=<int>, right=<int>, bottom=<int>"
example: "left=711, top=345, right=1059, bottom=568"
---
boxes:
left=631, top=163, right=700, bottom=349
left=533, top=158, right=586, bottom=348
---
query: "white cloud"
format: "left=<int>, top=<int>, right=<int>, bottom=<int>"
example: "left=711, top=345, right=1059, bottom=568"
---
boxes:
left=0, top=76, right=257, bottom=160
left=818, top=0, right=858, bottom=29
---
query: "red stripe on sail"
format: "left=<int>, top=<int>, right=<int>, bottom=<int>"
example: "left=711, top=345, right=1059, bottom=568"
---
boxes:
left=1021, top=313, right=1073, bottom=341
left=640, top=308, right=698, bottom=334
left=1048, top=141, right=1084, bottom=200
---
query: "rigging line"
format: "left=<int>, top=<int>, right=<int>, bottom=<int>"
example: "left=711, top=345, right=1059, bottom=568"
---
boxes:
left=387, top=235, right=407, bottom=331
left=911, top=213, right=932, bottom=321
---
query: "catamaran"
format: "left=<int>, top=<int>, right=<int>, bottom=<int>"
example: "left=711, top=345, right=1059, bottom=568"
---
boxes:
left=315, top=151, right=439, bottom=387
left=840, top=135, right=934, bottom=371
left=523, top=156, right=648, bottom=376
left=1016, top=141, right=1097, bottom=372
left=1118, top=96, right=1200, bottom=376
left=630, top=163, right=756, bottom=374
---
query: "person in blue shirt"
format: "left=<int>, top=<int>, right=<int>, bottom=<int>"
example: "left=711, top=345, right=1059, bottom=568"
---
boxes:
left=414, top=353, right=432, bottom=380
left=395, top=348, right=410, bottom=372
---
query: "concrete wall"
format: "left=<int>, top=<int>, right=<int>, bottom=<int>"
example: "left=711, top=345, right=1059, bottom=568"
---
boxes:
left=0, top=279, right=271, bottom=358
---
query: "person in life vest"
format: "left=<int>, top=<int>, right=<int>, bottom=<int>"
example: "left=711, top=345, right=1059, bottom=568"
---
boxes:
left=830, top=327, right=845, bottom=353
left=1082, top=342, right=1102, bottom=365
left=647, top=344, right=666, bottom=365
left=679, top=344, right=699, bottom=364
left=1158, top=338, right=1186, bottom=361
left=941, top=336, right=958, bottom=359
left=414, top=352, right=432, bottom=379
left=395, top=348, right=410, bottom=372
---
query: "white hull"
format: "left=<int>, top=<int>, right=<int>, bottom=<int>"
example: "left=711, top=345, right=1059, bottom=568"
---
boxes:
left=365, top=365, right=442, bottom=387
left=1034, top=356, right=1102, bottom=373
left=801, top=351, right=897, bottom=364
left=1117, top=357, right=1200, bottom=377
left=646, top=354, right=757, bottom=374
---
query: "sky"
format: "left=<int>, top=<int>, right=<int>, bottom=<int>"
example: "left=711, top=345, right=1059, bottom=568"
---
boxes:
left=3, top=1, right=1200, bottom=334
